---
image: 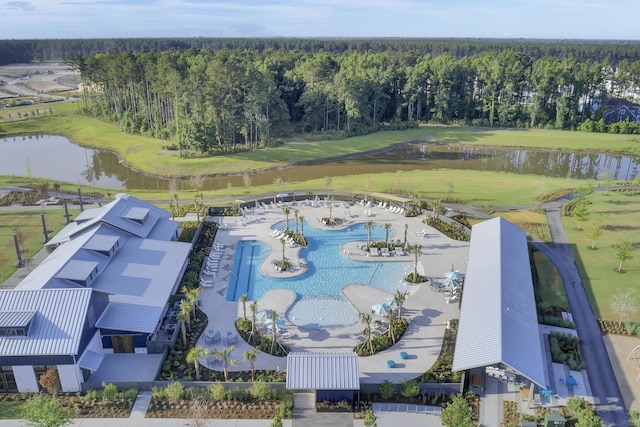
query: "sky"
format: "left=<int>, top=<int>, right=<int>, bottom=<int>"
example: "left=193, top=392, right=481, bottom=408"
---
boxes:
left=0, top=0, right=639, bottom=40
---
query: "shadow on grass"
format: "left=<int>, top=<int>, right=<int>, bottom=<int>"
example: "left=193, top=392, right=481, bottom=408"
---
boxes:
left=571, top=242, right=602, bottom=319
left=602, top=224, right=640, bottom=232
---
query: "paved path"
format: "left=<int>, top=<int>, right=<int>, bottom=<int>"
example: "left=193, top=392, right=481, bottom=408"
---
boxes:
left=533, top=199, right=629, bottom=427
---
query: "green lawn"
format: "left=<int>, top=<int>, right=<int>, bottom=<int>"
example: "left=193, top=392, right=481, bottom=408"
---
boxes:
left=533, top=251, right=569, bottom=308
left=0, top=209, right=81, bottom=286
left=0, top=401, right=25, bottom=419
left=564, top=190, right=640, bottom=321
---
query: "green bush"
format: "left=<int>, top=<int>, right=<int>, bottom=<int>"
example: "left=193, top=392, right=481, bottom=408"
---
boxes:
left=208, top=383, right=226, bottom=400
left=249, top=381, right=272, bottom=399
left=101, top=382, right=118, bottom=400
left=165, top=381, right=185, bottom=402
left=278, top=392, right=293, bottom=418
left=379, top=379, right=395, bottom=399
left=400, top=380, right=419, bottom=399
left=269, top=414, right=283, bottom=427
left=626, top=322, right=640, bottom=335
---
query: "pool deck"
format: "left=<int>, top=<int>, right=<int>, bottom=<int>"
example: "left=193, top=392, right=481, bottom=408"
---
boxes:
left=196, top=200, right=469, bottom=384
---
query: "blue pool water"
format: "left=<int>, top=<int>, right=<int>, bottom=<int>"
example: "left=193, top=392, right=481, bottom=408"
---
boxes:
left=226, top=221, right=412, bottom=328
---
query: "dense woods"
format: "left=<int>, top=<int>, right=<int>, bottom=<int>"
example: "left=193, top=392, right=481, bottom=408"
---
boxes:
left=70, top=44, right=640, bottom=156
left=3, top=38, right=640, bottom=156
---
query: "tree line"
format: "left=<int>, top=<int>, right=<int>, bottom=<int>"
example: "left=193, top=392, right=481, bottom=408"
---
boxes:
left=71, top=46, right=640, bottom=156
left=2, top=37, right=640, bottom=66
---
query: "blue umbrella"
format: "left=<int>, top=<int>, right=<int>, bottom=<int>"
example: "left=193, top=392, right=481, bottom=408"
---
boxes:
left=446, top=265, right=464, bottom=281
left=256, top=310, right=273, bottom=322
left=384, top=297, right=398, bottom=309
left=371, top=303, right=391, bottom=316
left=265, top=316, right=286, bottom=330
left=442, top=277, right=459, bottom=289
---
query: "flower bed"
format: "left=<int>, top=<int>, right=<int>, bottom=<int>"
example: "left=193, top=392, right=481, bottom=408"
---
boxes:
left=417, top=319, right=461, bottom=383
left=146, top=397, right=281, bottom=419
left=0, top=391, right=135, bottom=418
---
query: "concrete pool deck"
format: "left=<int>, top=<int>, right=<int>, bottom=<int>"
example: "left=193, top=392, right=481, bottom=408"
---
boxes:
left=196, top=201, right=469, bottom=384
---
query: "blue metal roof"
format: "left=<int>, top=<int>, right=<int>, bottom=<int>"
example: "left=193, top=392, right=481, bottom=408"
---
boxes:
left=0, top=310, right=36, bottom=328
left=0, top=288, right=93, bottom=356
left=286, top=352, right=360, bottom=390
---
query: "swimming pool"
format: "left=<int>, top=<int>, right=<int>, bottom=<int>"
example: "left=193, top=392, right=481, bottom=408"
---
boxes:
left=226, top=221, right=412, bottom=329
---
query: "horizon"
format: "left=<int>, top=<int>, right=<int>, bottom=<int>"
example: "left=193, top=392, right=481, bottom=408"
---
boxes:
left=1, top=0, right=639, bottom=41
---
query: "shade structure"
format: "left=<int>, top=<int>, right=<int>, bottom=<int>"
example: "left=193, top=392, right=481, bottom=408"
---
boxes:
left=384, top=297, right=398, bottom=309
left=371, top=303, right=390, bottom=315
left=446, top=265, right=464, bottom=281
left=442, top=276, right=460, bottom=289
left=256, top=310, right=273, bottom=322
left=265, top=316, right=286, bottom=330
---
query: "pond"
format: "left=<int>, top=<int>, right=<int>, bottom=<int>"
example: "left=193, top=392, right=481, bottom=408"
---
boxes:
left=1, top=134, right=638, bottom=190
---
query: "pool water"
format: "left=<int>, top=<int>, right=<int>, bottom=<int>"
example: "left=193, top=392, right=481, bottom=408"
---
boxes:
left=226, top=221, right=412, bottom=329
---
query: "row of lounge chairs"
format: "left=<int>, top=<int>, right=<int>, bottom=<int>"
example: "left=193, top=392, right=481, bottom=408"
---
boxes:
left=200, top=243, right=225, bottom=287
left=269, top=229, right=296, bottom=246
left=368, top=247, right=406, bottom=257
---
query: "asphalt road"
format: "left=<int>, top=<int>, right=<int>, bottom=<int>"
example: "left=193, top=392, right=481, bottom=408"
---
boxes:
left=535, top=198, right=629, bottom=427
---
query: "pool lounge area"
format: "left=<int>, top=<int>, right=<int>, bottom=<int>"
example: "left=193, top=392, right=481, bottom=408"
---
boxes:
left=194, top=199, right=470, bottom=383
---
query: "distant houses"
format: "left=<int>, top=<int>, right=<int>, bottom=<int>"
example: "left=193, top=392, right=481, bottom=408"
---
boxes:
left=593, top=97, right=640, bottom=124
left=0, top=194, right=191, bottom=392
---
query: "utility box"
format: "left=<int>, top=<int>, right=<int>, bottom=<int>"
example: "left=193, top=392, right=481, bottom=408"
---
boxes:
left=520, top=422, right=537, bottom=427
left=544, top=411, right=566, bottom=427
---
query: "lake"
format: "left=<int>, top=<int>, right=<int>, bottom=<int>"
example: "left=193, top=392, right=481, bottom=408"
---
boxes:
left=0, top=134, right=638, bottom=190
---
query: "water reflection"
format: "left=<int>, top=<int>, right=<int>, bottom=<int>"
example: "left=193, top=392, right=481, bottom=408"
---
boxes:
left=0, top=135, right=638, bottom=191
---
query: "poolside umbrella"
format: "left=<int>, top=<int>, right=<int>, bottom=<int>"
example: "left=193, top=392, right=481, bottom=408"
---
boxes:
left=445, top=265, right=464, bottom=281
left=265, top=316, right=286, bottom=330
left=256, top=310, right=273, bottom=322
left=384, top=297, right=398, bottom=309
left=442, top=277, right=459, bottom=289
left=371, top=303, right=390, bottom=316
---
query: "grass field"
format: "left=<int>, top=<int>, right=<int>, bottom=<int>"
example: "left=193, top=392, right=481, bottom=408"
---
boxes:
left=564, top=190, right=640, bottom=321
left=0, top=209, right=80, bottom=287
left=533, top=251, right=569, bottom=308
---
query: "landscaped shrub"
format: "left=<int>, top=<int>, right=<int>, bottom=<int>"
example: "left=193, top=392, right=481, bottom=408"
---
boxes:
left=379, top=380, right=395, bottom=399
left=209, top=383, right=226, bottom=401
left=549, top=333, right=585, bottom=370
left=249, top=382, right=273, bottom=399
left=278, top=392, right=293, bottom=418
left=400, top=380, right=419, bottom=399
left=626, top=321, right=640, bottom=336
left=536, top=188, right=575, bottom=204
left=165, top=382, right=185, bottom=402
left=101, top=382, right=118, bottom=400
left=424, top=217, right=469, bottom=241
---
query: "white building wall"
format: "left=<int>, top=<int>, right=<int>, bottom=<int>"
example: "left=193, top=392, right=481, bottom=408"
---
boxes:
left=57, top=364, right=82, bottom=392
left=13, top=365, right=38, bottom=392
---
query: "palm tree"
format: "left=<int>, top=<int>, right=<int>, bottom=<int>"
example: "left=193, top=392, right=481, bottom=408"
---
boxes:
left=299, top=215, right=305, bottom=242
left=239, top=294, right=248, bottom=320
left=282, top=206, right=290, bottom=232
left=359, top=311, right=375, bottom=356
left=294, top=210, right=299, bottom=235
left=409, top=243, right=422, bottom=280
left=180, top=299, right=193, bottom=331
left=181, top=285, right=200, bottom=319
left=215, top=346, right=237, bottom=381
left=364, top=220, right=376, bottom=249
left=279, top=238, right=286, bottom=266
left=243, top=349, right=259, bottom=382
left=383, top=223, right=392, bottom=249
left=249, top=301, right=258, bottom=343
left=387, top=308, right=395, bottom=344
left=403, top=223, right=408, bottom=246
left=328, top=196, right=335, bottom=223
left=176, top=311, right=188, bottom=345
left=394, top=290, right=409, bottom=322
left=269, top=310, right=279, bottom=355
left=186, top=346, right=209, bottom=381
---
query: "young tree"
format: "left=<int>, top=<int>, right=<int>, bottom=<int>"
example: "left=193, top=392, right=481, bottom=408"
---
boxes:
left=394, top=290, right=409, bottom=322
left=611, top=289, right=638, bottom=326
left=572, top=200, right=591, bottom=230
left=441, top=394, right=475, bottom=427
left=600, top=170, right=613, bottom=195
left=408, top=243, right=423, bottom=280
left=23, top=394, right=72, bottom=427
left=577, top=181, right=596, bottom=201
left=327, top=196, right=335, bottom=223
left=282, top=206, right=290, bottom=232
left=585, top=222, right=604, bottom=249
left=269, top=310, right=279, bottom=355
left=176, top=311, right=189, bottom=345
left=242, top=173, right=252, bottom=193
left=249, top=300, right=258, bottom=344
left=243, top=348, right=259, bottom=382
left=614, top=239, right=634, bottom=272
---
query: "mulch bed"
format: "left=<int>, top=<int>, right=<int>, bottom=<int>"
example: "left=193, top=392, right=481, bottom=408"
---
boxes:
left=146, top=397, right=280, bottom=419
